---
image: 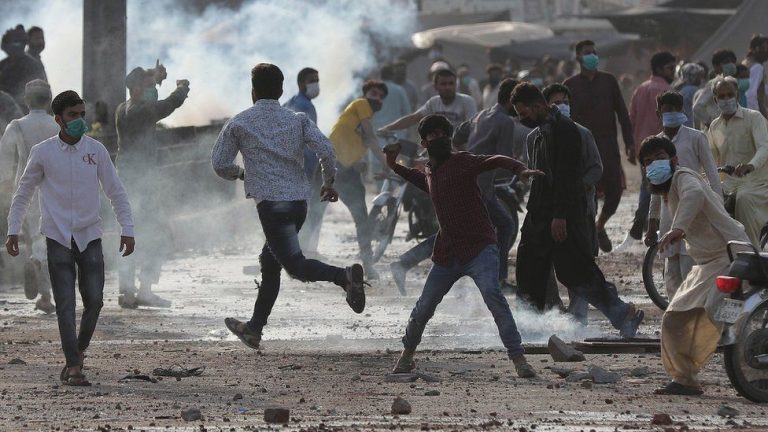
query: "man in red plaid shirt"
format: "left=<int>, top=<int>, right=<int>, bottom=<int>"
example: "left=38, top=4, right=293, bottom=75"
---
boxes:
left=383, top=114, right=543, bottom=378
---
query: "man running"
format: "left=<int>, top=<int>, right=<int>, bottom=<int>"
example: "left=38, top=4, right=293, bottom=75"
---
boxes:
left=212, top=63, right=368, bottom=350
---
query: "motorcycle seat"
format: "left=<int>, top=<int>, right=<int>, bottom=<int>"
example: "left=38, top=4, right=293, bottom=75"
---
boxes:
left=730, top=251, right=768, bottom=284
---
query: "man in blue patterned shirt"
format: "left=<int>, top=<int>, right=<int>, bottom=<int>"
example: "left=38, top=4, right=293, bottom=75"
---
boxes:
left=212, top=63, right=368, bottom=350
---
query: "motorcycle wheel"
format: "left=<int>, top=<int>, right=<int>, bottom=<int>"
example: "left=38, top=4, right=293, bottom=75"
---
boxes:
left=724, top=300, right=768, bottom=403
left=369, top=198, right=399, bottom=263
left=642, top=243, right=669, bottom=310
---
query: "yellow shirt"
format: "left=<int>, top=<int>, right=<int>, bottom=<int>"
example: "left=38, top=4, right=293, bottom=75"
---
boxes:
left=329, top=98, right=373, bottom=168
left=707, top=106, right=768, bottom=185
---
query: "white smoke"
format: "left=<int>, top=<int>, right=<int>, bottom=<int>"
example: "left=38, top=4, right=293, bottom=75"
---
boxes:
left=1, top=0, right=417, bottom=131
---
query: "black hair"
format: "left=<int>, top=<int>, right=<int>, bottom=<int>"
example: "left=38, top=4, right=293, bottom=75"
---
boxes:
left=749, top=33, right=766, bottom=50
left=497, top=78, right=519, bottom=104
left=574, top=40, right=595, bottom=54
left=362, top=79, right=388, bottom=97
left=486, top=63, right=503, bottom=74
left=2, top=25, right=27, bottom=46
left=711, top=49, right=737, bottom=67
left=650, top=51, right=675, bottom=73
left=656, top=91, right=683, bottom=110
left=736, top=64, right=749, bottom=75
left=542, top=83, right=571, bottom=102
left=27, top=26, right=43, bottom=36
left=417, top=114, right=453, bottom=140
left=380, top=64, right=395, bottom=81
left=638, top=136, right=676, bottom=165
left=296, top=67, right=317, bottom=86
left=510, top=82, right=546, bottom=105
left=251, top=63, right=283, bottom=100
left=51, top=90, right=85, bottom=116
left=432, top=69, right=456, bottom=84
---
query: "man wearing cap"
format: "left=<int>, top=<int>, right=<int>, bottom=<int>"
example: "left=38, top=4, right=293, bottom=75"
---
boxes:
left=114, top=63, right=189, bottom=308
left=0, top=79, right=59, bottom=313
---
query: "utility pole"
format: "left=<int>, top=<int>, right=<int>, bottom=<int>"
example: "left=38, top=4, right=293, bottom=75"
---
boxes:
left=82, top=0, right=126, bottom=153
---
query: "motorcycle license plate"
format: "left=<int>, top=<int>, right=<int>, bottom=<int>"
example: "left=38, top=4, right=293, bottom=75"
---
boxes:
left=714, top=298, right=744, bottom=324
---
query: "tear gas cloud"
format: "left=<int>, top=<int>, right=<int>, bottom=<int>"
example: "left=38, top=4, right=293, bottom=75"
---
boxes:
left=1, top=0, right=417, bottom=132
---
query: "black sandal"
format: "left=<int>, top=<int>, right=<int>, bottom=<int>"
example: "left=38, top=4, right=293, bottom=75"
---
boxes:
left=61, top=367, right=91, bottom=386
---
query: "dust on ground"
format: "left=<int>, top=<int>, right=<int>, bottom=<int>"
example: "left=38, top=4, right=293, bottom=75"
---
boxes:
left=1, top=163, right=765, bottom=431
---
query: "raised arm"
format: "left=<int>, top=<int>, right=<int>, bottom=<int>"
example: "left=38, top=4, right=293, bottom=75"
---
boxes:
left=380, top=112, right=424, bottom=131
left=383, top=144, right=428, bottom=192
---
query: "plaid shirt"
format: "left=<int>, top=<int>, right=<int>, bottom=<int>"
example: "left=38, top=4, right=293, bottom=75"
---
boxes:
left=393, top=152, right=524, bottom=266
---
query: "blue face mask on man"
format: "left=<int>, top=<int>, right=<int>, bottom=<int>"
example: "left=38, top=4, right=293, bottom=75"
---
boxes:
left=143, top=86, right=159, bottom=102
left=661, top=111, right=687, bottom=128
left=556, top=103, right=571, bottom=118
left=646, top=159, right=674, bottom=185
left=581, top=53, right=599, bottom=71
left=64, top=117, right=89, bottom=140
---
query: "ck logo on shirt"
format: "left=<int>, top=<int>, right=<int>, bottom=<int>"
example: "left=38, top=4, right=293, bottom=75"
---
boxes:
left=82, top=153, right=97, bottom=165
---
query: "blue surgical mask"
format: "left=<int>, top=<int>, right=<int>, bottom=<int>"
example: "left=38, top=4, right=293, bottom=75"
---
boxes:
left=646, top=159, right=673, bottom=185
left=143, top=86, right=158, bottom=102
left=661, top=111, right=687, bottom=128
left=64, top=117, right=89, bottom=139
left=717, top=97, right=738, bottom=115
left=581, top=54, right=599, bottom=71
left=721, top=63, right=737, bottom=77
left=556, top=103, right=571, bottom=118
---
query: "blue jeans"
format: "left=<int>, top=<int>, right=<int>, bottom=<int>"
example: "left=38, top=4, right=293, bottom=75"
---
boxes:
left=249, top=200, right=347, bottom=330
left=335, top=164, right=374, bottom=265
left=402, top=245, right=524, bottom=357
left=484, top=195, right=516, bottom=281
left=47, top=238, right=105, bottom=367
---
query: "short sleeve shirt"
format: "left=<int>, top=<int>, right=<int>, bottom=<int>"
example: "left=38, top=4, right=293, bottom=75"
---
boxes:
left=417, top=93, right=477, bottom=127
left=328, top=99, right=373, bottom=167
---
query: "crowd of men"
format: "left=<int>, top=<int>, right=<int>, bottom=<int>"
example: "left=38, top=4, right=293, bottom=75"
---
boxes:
left=2, top=19, right=768, bottom=396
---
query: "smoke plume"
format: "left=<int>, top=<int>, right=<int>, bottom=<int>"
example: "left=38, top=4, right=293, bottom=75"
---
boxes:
left=1, top=0, right=417, bottom=131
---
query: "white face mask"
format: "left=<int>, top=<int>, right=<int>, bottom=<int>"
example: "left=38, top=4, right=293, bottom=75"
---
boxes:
left=305, top=82, right=320, bottom=99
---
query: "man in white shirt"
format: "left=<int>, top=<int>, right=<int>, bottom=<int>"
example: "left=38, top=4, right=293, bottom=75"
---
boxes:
left=212, top=64, right=368, bottom=351
left=645, top=91, right=721, bottom=298
left=707, top=77, right=768, bottom=247
left=0, top=79, right=59, bottom=313
left=5, top=91, right=135, bottom=386
left=379, top=69, right=477, bottom=132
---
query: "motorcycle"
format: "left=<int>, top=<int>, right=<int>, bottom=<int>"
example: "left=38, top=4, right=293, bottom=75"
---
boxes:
left=715, top=240, right=768, bottom=402
left=369, top=131, right=436, bottom=263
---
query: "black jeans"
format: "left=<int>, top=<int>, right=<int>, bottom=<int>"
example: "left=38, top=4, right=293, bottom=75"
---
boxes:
left=249, top=200, right=347, bottom=330
left=335, top=164, right=374, bottom=266
left=47, top=238, right=104, bottom=367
